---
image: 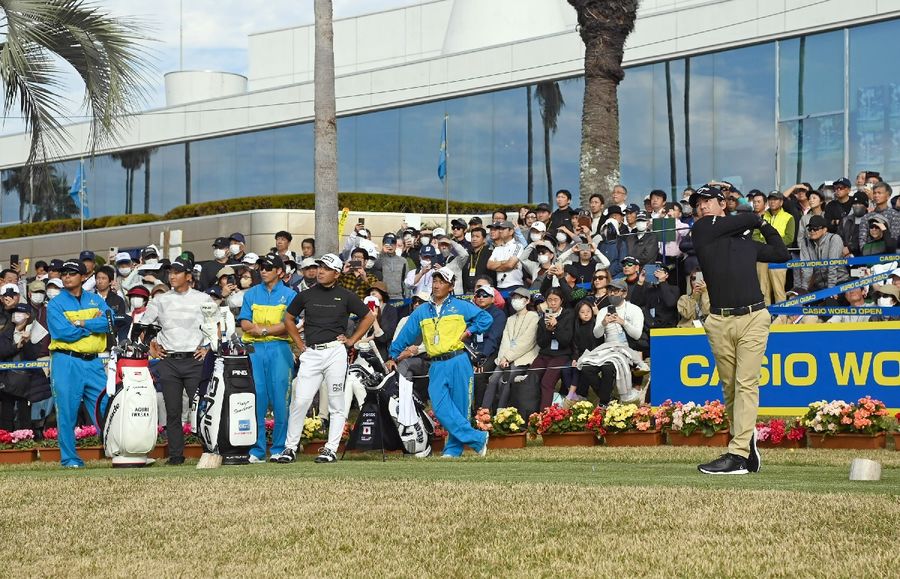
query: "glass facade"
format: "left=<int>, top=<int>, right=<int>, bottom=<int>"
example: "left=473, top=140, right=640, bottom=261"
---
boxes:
left=3, top=18, right=900, bottom=223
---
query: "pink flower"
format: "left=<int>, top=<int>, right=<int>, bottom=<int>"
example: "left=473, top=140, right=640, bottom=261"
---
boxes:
left=43, top=428, right=58, bottom=440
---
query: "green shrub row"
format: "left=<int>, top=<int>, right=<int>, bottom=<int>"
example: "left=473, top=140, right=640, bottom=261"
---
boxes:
left=0, top=193, right=508, bottom=240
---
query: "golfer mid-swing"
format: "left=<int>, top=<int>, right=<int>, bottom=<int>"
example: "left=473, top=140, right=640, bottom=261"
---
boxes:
left=387, top=267, right=492, bottom=458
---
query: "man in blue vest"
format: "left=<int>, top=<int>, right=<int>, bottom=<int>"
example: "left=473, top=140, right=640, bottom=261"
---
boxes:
left=46, top=260, right=112, bottom=468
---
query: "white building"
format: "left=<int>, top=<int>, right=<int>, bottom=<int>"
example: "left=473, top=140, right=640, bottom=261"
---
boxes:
left=1, top=0, right=899, bottom=224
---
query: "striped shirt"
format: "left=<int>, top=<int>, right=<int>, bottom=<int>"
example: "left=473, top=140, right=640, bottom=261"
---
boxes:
left=141, top=288, right=214, bottom=352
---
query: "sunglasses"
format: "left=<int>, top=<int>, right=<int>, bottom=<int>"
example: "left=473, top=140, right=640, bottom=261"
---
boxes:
left=260, top=264, right=276, bottom=272
left=61, top=271, right=81, bottom=277
left=807, top=226, right=825, bottom=232
left=593, top=275, right=608, bottom=281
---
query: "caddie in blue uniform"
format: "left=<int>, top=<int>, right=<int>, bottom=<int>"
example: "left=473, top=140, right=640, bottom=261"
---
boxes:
left=387, top=266, right=493, bottom=458
left=237, top=253, right=297, bottom=463
left=46, top=260, right=112, bottom=468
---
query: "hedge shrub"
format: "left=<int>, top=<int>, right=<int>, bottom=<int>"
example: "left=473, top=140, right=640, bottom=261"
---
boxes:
left=0, top=192, right=512, bottom=241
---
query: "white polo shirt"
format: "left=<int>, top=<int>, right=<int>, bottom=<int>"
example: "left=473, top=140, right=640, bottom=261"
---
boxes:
left=489, top=240, right=524, bottom=289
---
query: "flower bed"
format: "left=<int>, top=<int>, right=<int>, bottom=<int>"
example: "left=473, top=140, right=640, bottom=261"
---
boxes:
left=475, top=407, right=527, bottom=449
left=655, top=400, right=729, bottom=443
left=755, top=418, right=806, bottom=449
left=801, top=397, right=892, bottom=449
left=528, top=402, right=601, bottom=446
left=600, top=402, right=663, bottom=446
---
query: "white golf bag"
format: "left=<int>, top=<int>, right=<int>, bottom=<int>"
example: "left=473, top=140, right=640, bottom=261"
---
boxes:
left=99, top=324, right=160, bottom=467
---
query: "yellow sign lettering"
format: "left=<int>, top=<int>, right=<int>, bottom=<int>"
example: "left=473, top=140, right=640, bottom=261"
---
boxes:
left=873, top=352, right=900, bottom=386
left=829, top=352, right=872, bottom=385
left=783, top=353, right=816, bottom=386
left=681, top=355, right=709, bottom=387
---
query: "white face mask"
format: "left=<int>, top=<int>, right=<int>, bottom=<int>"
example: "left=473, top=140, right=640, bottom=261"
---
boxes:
left=37, top=273, right=48, bottom=281
left=531, top=233, right=543, bottom=242
left=419, top=236, right=431, bottom=246
left=511, top=298, right=527, bottom=312
left=130, top=297, right=145, bottom=309
left=239, top=277, right=252, bottom=289
left=30, top=293, right=45, bottom=305
left=144, top=258, right=158, bottom=265
left=365, top=259, right=375, bottom=269
left=608, top=295, right=625, bottom=306
left=556, top=232, right=567, bottom=243
left=877, top=297, right=895, bottom=307
left=635, top=221, right=648, bottom=232
left=46, top=288, right=61, bottom=299
left=537, top=254, right=551, bottom=265
left=420, top=259, right=432, bottom=270
left=213, top=248, right=227, bottom=260
left=229, top=244, right=241, bottom=256
left=117, top=266, right=132, bottom=277
left=12, top=313, right=28, bottom=325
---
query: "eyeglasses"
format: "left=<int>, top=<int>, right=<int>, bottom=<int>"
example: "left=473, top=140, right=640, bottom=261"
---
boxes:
left=593, top=275, right=608, bottom=281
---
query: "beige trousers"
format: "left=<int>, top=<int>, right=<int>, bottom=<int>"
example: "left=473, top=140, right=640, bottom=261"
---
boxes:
left=757, top=263, right=786, bottom=305
left=704, top=309, right=771, bottom=458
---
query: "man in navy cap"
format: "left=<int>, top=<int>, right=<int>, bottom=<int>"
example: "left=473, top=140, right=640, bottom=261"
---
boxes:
left=228, top=233, right=247, bottom=263
left=79, top=250, right=97, bottom=292
left=373, top=233, right=408, bottom=301
left=199, top=237, right=232, bottom=291
left=406, top=244, right=441, bottom=296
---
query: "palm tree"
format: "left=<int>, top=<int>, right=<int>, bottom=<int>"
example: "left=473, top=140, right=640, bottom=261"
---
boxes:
left=567, top=0, right=639, bottom=207
left=0, top=166, right=31, bottom=222
left=32, top=166, right=77, bottom=221
left=111, top=148, right=145, bottom=214
left=314, top=0, right=338, bottom=254
left=535, top=81, right=564, bottom=205
left=0, top=0, right=148, bottom=176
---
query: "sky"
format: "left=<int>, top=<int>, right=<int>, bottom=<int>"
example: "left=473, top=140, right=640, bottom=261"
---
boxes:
left=0, top=0, right=426, bottom=135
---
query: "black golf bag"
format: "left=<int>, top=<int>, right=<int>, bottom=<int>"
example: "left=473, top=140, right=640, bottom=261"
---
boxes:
left=194, top=336, right=257, bottom=465
left=344, top=344, right=434, bottom=458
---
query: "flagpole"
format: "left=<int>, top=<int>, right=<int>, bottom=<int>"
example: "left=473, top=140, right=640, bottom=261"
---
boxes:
left=79, top=158, right=85, bottom=251
left=443, top=113, right=449, bottom=231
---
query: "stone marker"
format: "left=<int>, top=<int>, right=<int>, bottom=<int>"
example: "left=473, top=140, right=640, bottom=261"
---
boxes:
left=849, top=458, right=881, bottom=481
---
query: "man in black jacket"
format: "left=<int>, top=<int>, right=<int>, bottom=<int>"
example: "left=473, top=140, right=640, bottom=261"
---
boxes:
left=625, top=212, right=660, bottom=265
left=462, top=227, right=494, bottom=293
left=630, top=262, right=679, bottom=328
left=690, top=185, right=790, bottom=476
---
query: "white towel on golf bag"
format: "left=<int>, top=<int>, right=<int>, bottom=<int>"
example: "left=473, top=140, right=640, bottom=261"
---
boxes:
left=397, top=374, right=417, bottom=427
left=576, top=343, right=644, bottom=403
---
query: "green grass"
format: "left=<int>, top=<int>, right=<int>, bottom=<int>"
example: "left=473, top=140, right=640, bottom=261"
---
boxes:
left=1, top=447, right=897, bottom=577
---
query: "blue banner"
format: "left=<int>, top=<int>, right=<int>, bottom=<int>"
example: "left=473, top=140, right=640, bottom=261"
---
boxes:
left=767, top=253, right=899, bottom=269
left=649, top=322, right=900, bottom=414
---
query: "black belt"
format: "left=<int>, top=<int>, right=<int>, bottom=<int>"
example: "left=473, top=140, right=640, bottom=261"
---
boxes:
left=167, top=352, right=197, bottom=359
left=429, top=349, right=466, bottom=362
left=54, top=350, right=98, bottom=361
left=709, top=302, right=767, bottom=317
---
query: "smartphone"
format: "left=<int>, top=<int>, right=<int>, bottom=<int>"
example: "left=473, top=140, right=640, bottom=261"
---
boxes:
left=694, top=271, right=704, bottom=284
left=358, top=218, right=365, bottom=226
left=350, top=259, right=363, bottom=269
left=226, top=275, right=236, bottom=286
left=10, top=254, right=18, bottom=268
left=642, top=264, right=659, bottom=284
left=607, top=306, right=617, bottom=315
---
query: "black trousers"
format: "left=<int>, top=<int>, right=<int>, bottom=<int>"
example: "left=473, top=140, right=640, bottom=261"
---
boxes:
left=157, top=356, right=203, bottom=459
left=0, top=393, right=30, bottom=431
left=472, top=358, right=497, bottom=413
left=577, top=363, right=616, bottom=404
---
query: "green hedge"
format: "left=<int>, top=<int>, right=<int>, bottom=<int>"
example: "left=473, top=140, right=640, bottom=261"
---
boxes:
left=0, top=192, right=509, bottom=241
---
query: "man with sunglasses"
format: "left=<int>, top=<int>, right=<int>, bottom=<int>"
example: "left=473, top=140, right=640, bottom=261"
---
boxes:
left=46, top=260, right=113, bottom=468
left=795, top=215, right=847, bottom=293
left=237, top=254, right=297, bottom=463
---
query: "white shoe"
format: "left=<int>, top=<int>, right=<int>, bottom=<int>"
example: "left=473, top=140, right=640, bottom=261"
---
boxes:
left=440, top=454, right=457, bottom=459
left=477, top=433, right=489, bottom=457
left=268, top=453, right=282, bottom=463
left=248, top=455, right=265, bottom=464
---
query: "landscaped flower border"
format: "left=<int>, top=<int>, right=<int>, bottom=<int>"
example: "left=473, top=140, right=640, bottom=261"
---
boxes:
left=654, top=399, right=729, bottom=437
left=527, top=401, right=597, bottom=438
left=756, top=418, right=806, bottom=447
left=800, top=397, right=892, bottom=437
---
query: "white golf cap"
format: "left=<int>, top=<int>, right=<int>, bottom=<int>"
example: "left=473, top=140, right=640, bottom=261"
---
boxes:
left=0, top=283, right=19, bottom=296
left=413, top=290, right=431, bottom=303
left=433, top=266, right=456, bottom=284
left=316, top=253, right=343, bottom=272
left=242, top=253, right=260, bottom=265
left=114, top=252, right=132, bottom=263
left=300, top=257, right=318, bottom=269
left=531, top=221, right=547, bottom=232
left=46, top=278, right=64, bottom=289
left=432, top=227, right=447, bottom=238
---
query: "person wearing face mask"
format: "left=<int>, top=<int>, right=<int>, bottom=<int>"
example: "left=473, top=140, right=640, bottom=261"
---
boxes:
left=113, top=252, right=139, bottom=297
left=227, top=232, right=247, bottom=263
left=869, top=284, right=900, bottom=321
left=839, top=191, right=871, bottom=257
left=0, top=286, right=32, bottom=431
left=297, top=258, right=319, bottom=292
left=227, top=267, right=260, bottom=313
left=126, top=285, right=150, bottom=329
left=529, top=288, right=575, bottom=410
left=338, top=247, right=380, bottom=300
left=93, top=265, right=129, bottom=349
left=45, top=277, right=63, bottom=301
left=280, top=252, right=303, bottom=291
left=520, top=241, right=556, bottom=291
left=595, top=205, right=626, bottom=279
left=398, top=227, right=420, bottom=265
left=356, top=282, right=399, bottom=361
left=406, top=244, right=441, bottom=296
left=461, top=226, right=494, bottom=293
left=468, top=284, right=506, bottom=412
left=481, top=287, right=539, bottom=414
left=26, top=280, right=50, bottom=356
left=624, top=212, right=660, bottom=266
left=795, top=215, right=848, bottom=293
left=199, top=238, right=232, bottom=291
left=435, top=230, right=469, bottom=295
left=372, top=234, right=408, bottom=301
left=23, top=281, right=53, bottom=432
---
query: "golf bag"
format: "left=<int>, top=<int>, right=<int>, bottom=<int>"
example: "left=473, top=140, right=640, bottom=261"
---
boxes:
left=98, top=321, right=160, bottom=468
left=195, top=336, right=257, bottom=465
left=344, top=343, right=434, bottom=457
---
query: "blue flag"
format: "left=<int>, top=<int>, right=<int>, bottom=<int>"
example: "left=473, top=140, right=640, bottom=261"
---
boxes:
left=68, top=161, right=90, bottom=218
left=437, top=116, right=447, bottom=182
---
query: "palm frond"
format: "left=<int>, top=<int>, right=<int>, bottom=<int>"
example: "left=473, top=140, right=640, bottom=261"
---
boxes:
left=535, top=81, right=565, bottom=133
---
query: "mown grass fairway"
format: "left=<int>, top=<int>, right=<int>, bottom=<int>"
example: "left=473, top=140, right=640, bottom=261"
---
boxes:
left=1, top=447, right=897, bottom=578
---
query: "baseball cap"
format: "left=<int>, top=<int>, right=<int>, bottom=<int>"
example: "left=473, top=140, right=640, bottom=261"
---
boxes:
left=216, top=266, right=236, bottom=278
left=433, top=266, right=455, bottom=284
left=242, top=253, right=260, bottom=265
left=609, top=278, right=628, bottom=291
left=48, top=259, right=64, bottom=272
left=275, top=230, right=293, bottom=242
left=14, top=303, right=30, bottom=314
left=419, top=245, right=438, bottom=259
left=833, top=178, right=851, bottom=189
left=259, top=253, right=284, bottom=270
left=383, top=233, right=397, bottom=245
left=316, top=253, right=343, bottom=272
left=806, top=215, right=828, bottom=230
left=142, top=245, right=159, bottom=259
left=624, top=203, right=640, bottom=214
left=79, top=250, right=95, bottom=261
left=872, top=284, right=899, bottom=301
left=451, top=218, right=467, bottom=229
left=605, top=205, right=623, bottom=217
left=510, top=287, right=532, bottom=300
left=212, top=237, right=230, bottom=249
left=60, top=260, right=87, bottom=275
left=432, top=254, right=446, bottom=267
left=536, top=203, right=552, bottom=213
left=229, top=232, right=246, bottom=244
left=535, top=241, right=556, bottom=253
left=113, top=252, right=132, bottom=264
left=563, top=263, right=579, bottom=277
left=46, top=278, right=64, bottom=289
left=474, top=285, right=494, bottom=298
left=0, top=283, right=20, bottom=297
left=206, top=286, right=223, bottom=299
left=432, top=227, right=447, bottom=238
left=169, top=256, right=194, bottom=273
left=767, top=190, right=785, bottom=200
left=412, top=290, right=431, bottom=303
left=357, top=228, right=370, bottom=239
left=126, top=285, right=150, bottom=298
left=851, top=191, right=869, bottom=205
left=530, top=221, right=547, bottom=233
left=27, top=280, right=45, bottom=293
left=369, top=281, right=390, bottom=302
left=635, top=211, right=651, bottom=222
left=300, top=257, right=318, bottom=270
left=468, top=216, right=483, bottom=226
left=621, top=256, right=640, bottom=267
left=689, top=185, right=726, bottom=208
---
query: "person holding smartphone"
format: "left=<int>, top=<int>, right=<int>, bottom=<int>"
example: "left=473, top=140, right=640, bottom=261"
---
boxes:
left=337, top=246, right=379, bottom=300
left=631, top=261, right=679, bottom=329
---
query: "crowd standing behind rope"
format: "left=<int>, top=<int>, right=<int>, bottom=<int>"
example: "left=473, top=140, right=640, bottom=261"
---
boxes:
left=2, top=175, right=900, bottom=461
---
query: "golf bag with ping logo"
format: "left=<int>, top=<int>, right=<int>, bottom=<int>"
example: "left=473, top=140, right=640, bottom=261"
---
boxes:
left=194, top=336, right=257, bottom=465
left=97, top=321, right=160, bottom=468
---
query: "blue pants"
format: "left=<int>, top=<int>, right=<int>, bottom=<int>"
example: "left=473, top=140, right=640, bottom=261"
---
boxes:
left=428, top=354, right=488, bottom=457
left=249, top=340, right=293, bottom=459
left=50, top=352, right=106, bottom=467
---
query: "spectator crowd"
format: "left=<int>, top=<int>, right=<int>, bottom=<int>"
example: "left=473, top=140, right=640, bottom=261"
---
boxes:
left=2, top=174, right=899, bottom=438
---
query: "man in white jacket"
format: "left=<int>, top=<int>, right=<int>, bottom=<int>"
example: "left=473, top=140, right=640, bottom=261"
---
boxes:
left=435, top=229, right=469, bottom=295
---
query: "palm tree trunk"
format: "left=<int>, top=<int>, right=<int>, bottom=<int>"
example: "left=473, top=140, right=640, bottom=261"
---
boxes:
left=527, top=85, right=534, bottom=203
left=314, top=0, right=339, bottom=254
left=128, top=169, right=135, bottom=214
left=144, top=156, right=151, bottom=214
left=185, top=142, right=192, bottom=204
left=124, top=170, right=131, bottom=213
left=544, top=122, right=553, bottom=205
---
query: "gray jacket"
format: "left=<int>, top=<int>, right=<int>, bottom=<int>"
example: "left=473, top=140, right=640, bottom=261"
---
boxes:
left=797, top=231, right=848, bottom=290
left=374, top=253, right=408, bottom=300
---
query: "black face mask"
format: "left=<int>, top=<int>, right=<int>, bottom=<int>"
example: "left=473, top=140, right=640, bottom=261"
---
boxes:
left=304, top=276, right=317, bottom=284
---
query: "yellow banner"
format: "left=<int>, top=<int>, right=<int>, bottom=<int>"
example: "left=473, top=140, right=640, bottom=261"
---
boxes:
left=337, top=207, right=350, bottom=238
